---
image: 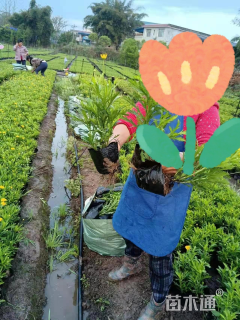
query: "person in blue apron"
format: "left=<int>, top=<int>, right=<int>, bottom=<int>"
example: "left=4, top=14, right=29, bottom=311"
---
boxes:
left=102, top=101, right=220, bottom=319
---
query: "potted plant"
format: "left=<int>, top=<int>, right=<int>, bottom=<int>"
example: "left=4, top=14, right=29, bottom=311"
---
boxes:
left=75, top=74, right=129, bottom=174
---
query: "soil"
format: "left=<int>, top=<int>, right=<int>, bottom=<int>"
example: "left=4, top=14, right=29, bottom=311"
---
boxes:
left=0, top=93, right=58, bottom=320
left=74, top=138, right=206, bottom=320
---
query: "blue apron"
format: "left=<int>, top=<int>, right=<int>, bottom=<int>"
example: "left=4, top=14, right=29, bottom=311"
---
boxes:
left=112, top=113, right=192, bottom=257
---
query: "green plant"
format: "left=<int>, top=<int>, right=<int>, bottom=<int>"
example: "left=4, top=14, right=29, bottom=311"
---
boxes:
left=99, top=191, right=122, bottom=216
left=74, top=74, right=128, bottom=150
left=98, top=35, right=112, bottom=47
left=212, top=268, right=240, bottom=319
left=174, top=248, right=211, bottom=295
left=95, top=298, right=110, bottom=311
left=65, top=174, right=82, bottom=197
left=56, top=246, right=78, bottom=262
left=174, top=146, right=240, bottom=190
left=81, top=274, right=90, bottom=289
left=120, top=38, right=139, bottom=69
left=58, top=203, right=68, bottom=219
left=44, top=222, right=64, bottom=249
left=117, top=148, right=134, bottom=183
left=40, top=198, right=47, bottom=206
left=218, top=234, right=240, bottom=268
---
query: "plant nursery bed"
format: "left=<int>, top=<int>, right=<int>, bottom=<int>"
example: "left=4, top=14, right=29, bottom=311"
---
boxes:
left=0, top=91, right=58, bottom=320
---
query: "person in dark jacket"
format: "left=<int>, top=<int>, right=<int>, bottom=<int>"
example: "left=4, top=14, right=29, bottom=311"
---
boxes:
left=26, top=55, right=48, bottom=76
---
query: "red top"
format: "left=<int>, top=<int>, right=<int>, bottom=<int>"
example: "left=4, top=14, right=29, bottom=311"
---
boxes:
left=117, top=102, right=220, bottom=146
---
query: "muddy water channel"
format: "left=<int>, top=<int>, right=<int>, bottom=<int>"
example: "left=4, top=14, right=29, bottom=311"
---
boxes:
left=42, top=98, right=78, bottom=320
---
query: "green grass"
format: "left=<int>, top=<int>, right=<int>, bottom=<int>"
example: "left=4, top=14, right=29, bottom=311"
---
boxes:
left=44, top=221, right=64, bottom=249
left=58, top=204, right=68, bottom=219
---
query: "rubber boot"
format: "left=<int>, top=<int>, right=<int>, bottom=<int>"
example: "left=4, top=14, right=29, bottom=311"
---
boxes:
left=138, top=294, right=166, bottom=320
left=108, top=255, right=142, bottom=281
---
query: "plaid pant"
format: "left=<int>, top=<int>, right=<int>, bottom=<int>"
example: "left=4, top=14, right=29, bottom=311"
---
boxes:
left=125, top=239, right=174, bottom=303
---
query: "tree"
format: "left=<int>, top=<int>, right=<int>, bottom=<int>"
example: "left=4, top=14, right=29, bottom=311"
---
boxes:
left=9, top=0, right=53, bottom=46
left=137, top=39, right=145, bottom=49
left=52, top=16, right=67, bottom=33
left=98, top=35, right=111, bottom=47
left=29, top=0, right=36, bottom=9
left=0, top=0, right=16, bottom=26
left=120, top=38, right=139, bottom=68
left=58, top=31, right=73, bottom=45
left=0, top=25, right=11, bottom=42
left=84, top=0, right=147, bottom=50
left=89, top=32, right=98, bottom=43
left=51, top=16, right=67, bottom=43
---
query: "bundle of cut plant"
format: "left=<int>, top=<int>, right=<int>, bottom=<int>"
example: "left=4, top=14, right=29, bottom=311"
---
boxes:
left=99, top=191, right=122, bottom=217
left=174, top=146, right=240, bottom=190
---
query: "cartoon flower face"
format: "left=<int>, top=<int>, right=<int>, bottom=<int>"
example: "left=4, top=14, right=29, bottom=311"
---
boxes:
left=139, top=32, right=235, bottom=116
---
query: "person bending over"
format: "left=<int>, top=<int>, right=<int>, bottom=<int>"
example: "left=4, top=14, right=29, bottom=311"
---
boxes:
left=27, top=55, right=48, bottom=76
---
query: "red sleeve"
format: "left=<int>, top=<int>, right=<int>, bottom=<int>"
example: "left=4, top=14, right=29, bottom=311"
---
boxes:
left=116, top=102, right=146, bottom=139
left=196, top=103, right=220, bottom=146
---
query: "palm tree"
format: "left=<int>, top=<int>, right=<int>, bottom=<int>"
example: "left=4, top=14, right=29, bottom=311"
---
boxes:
left=84, top=0, right=147, bottom=50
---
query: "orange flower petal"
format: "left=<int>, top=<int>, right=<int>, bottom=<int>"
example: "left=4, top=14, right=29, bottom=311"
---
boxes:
left=139, top=32, right=235, bottom=116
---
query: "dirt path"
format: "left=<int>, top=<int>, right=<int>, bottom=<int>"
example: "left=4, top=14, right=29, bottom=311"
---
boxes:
left=0, top=94, right=58, bottom=320
left=76, top=140, right=205, bottom=320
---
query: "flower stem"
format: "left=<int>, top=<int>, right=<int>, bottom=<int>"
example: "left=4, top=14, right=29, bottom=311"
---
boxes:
left=183, top=117, right=196, bottom=175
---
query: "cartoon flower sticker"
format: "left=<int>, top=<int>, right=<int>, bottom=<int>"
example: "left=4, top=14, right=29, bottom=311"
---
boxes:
left=139, top=32, right=235, bottom=116
left=136, top=32, right=240, bottom=174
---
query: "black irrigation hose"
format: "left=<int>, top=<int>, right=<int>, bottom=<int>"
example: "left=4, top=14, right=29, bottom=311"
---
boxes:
left=72, top=134, right=84, bottom=320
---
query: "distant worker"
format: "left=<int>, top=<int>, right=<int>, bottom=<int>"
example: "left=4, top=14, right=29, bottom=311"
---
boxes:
left=13, top=39, right=28, bottom=65
left=26, top=55, right=48, bottom=76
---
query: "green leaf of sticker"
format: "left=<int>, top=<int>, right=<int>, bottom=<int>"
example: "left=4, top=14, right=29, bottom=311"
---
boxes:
left=200, top=118, right=240, bottom=168
left=183, top=117, right=196, bottom=175
left=136, top=124, right=183, bottom=169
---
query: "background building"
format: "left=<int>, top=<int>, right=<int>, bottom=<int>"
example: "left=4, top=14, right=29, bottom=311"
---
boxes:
left=135, top=23, right=210, bottom=44
left=70, top=30, right=92, bottom=43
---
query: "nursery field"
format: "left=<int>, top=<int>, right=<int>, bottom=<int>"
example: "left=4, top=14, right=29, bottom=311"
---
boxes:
left=0, top=59, right=239, bottom=320
left=70, top=56, right=100, bottom=75
left=0, top=69, right=56, bottom=287
left=88, top=57, right=140, bottom=79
